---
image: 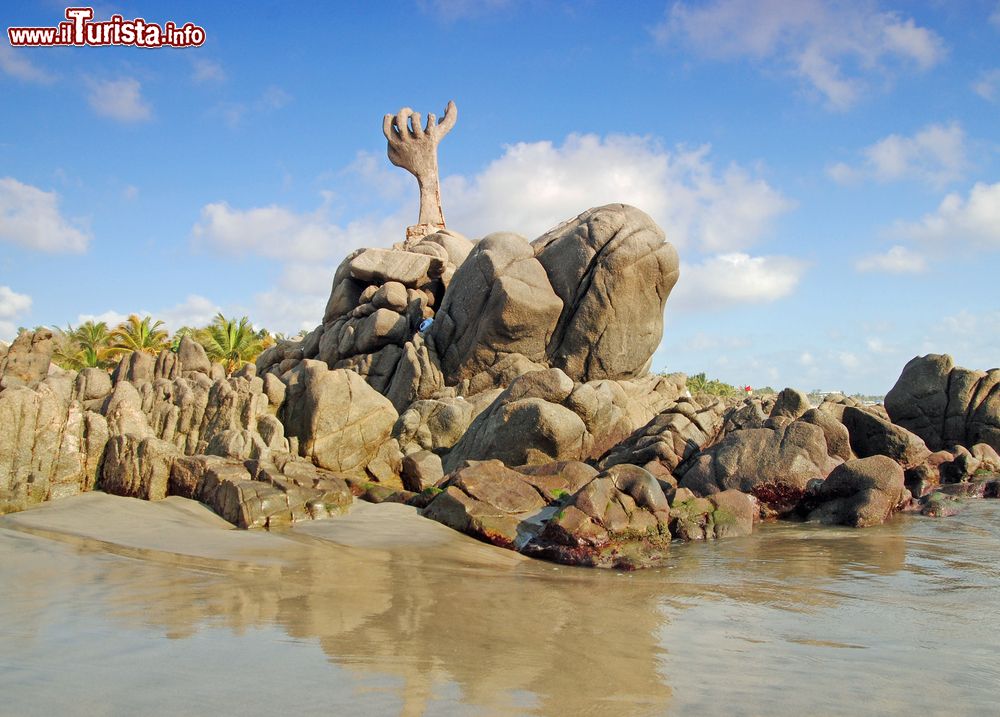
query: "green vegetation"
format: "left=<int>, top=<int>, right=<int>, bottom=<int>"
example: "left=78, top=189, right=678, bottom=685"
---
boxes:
left=48, top=312, right=277, bottom=376
left=195, top=313, right=270, bottom=374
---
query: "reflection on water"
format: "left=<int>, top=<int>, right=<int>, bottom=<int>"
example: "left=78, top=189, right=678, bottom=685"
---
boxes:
left=1, top=494, right=999, bottom=716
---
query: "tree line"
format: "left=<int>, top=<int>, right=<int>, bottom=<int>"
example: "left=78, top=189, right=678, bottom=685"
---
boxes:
left=41, top=314, right=290, bottom=375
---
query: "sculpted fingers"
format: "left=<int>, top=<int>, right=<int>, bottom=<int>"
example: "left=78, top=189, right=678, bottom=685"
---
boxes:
left=411, top=111, right=424, bottom=138
left=395, top=108, right=414, bottom=139
left=382, top=113, right=395, bottom=141
left=436, top=100, right=457, bottom=138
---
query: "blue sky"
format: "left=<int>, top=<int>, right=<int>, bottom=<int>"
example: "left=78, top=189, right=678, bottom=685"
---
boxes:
left=1, top=0, right=998, bottom=395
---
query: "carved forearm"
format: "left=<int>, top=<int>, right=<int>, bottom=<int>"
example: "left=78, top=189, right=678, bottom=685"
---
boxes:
left=383, top=101, right=457, bottom=240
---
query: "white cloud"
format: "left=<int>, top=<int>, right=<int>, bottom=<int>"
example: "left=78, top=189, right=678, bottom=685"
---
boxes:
left=122, top=185, right=139, bottom=201
left=0, top=286, right=32, bottom=320
left=192, top=195, right=402, bottom=262
left=0, top=286, right=32, bottom=341
left=0, top=44, right=54, bottom=83
left=77, top=295, right=222, bottom=333
left=670, top=252, right=808, bottom=311
left=799, top=351, right=815, bottom=366
left=830, top=122, right=966, bottom=187
left=655, top=0, right=946, bottom=109
left=192, top=58, right=226, bottom=84
left=973, top=68, right=1000, bottom=102
left=252, top=289, right=326, bottom=334
left=76, top=310, right=129, bottom=327
left=896, top=182, right=1000, bottom=248
left=158, top=295, right=222, bottom=331
left=0, top=177, right=90, bottom=253
left=855, top=244, right=927, bottom=274
left=838, top=351, right=860, bottom=369
left=443, top=134, right=792, bottom=249
left=86, top=78, right=152, bottom=122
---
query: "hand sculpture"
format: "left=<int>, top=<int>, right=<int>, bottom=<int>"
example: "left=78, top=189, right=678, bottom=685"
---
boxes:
left=383, top=101, right=457, bottom=239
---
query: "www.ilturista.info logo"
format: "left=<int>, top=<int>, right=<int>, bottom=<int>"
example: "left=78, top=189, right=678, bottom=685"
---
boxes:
left=8, top=7, right=206, bottom=48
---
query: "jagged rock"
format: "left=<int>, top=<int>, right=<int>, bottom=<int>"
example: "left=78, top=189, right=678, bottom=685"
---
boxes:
left=422, top=460, right=551, bottom=548
left=100, top=433, right=180, bottom=501
left=154, top=349, right=180, bottom=380
left=807, top=455, right=907, bottom=527
left=0, top=329, right=54, bottom=389
left=280, top=361, right=397, bottom=476
left=598, top=396, right=726, bottom=475
left=457, top=353, right=549, bottom=395
left=430, top=232, right=563, bottom=385
left=799, top=407, right=853, bottom=462
left=169, top=454, right=353, bottom=528
left=721, top=398, right=769, bottom=434
left=443, top=370, right=587, bottom=472
left=73, top=367, right=112, bottom=402
left=841, top=406, right=930, bottom=469
left=510, top=461, right=599, bottom=499
left=177, top=335, right=211, bottom=374
left=262, top=373, right=286, bottom=410
left=0, top=384, right=108, bottom=513
left=102, top=381, right=154, bottom=438
left=416, top=229, right=474, bottom=265
left=885, top=354, right=1000, bottom=453
left=112, top=350, right=156, bottom=385
left=669, top=488, right=757, bottom=540
left=770, top=387, right=811, bottom=421
left=401, top=449, right=444, bottom=492
left=385, top=337, right=444, bottom=412
left=678, top=420, right=836, bottom=515
left=393, top=391, right=499, bottom=453
left=532, top=204, right=679, bottom=382
left=523, top=464, right=672, bottom=569
left=349, top=248, right=443, bottom=288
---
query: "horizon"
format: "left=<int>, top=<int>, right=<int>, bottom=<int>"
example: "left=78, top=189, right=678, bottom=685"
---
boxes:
left=2, top=1, right=999, bottom=395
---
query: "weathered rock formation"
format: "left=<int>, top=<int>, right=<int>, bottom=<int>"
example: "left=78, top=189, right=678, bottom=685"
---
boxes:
left=885, top=354, right=1000, bottom=453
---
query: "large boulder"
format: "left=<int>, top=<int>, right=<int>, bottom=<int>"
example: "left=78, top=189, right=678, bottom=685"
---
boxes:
left=523, top=464, right=672, bottom=569
left=0, top=329, right=55, bottom=389
left=421, top=460, right=551, bottom=548
left=280, top=361, right=398, bottom=477
left=841, top=406, right=930, bottom=469
left=429, top=232, right=563, bottom=385
left=100, top=433, right=180, bottom=501
left=531, top=204, right=679, bottom=382
left=442, top=369, right=586, bottom=472
left=885, top=354, right=1000, bottom=453
left=678, top=420, right=836, bottom=515
left=807, top=455, right=907, bottom=527
left=0, top=383, right=108, bottom=513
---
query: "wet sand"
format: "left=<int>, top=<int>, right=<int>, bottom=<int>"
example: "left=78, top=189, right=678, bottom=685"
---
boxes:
left=1, top=492, right=998, bottom=716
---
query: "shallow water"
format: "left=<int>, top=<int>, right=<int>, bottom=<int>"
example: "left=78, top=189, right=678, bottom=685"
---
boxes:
left=1, top=493, right=998, bottom=716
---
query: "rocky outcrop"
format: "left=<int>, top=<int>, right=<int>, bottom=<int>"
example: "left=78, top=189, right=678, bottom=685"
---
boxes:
left=806, top=456, right=908, bottom=527
left=0, top=380, right=107, bottom=513
left=841, top=406, right=930, bottom=469
left=170, top=454, right=353, bottom=529
left=430, top=232, right=564, bottom=384
left=885, top=354, right=1000, bottom=453
left=281, top=361, right=399, bottom=479
left=523, top=464, right=672, bottom=569
left=441, top=369, right=682, bottom=473
left=598, top=396, right=727, bottom=477
left=532, top=204, right=680, bottom=382
left=0, top=329, right=54, bottom=389
left=678, top=420, right=837, bottom=515
left=669, top=488, right=757, bottom=541
left=421, top=460, right=552, bottom=548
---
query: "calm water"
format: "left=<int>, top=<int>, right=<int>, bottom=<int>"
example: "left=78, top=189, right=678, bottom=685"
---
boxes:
left=1, top=493, right=998, bottom=716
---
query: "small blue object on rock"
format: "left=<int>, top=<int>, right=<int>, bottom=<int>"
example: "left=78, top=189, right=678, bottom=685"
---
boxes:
left=419, top=317, right=434, bottom=334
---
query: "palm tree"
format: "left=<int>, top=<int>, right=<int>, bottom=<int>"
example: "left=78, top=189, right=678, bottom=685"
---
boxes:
left=109, top=315, right=170, bottom=356
left=50, top=321, right=115, bottom=370
left=197, top=313, right=264, bottom=374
